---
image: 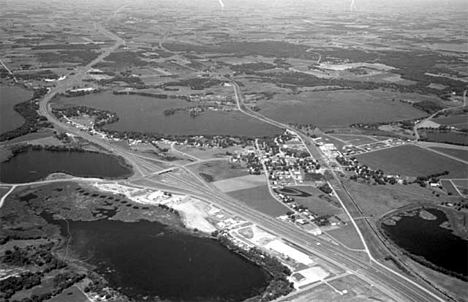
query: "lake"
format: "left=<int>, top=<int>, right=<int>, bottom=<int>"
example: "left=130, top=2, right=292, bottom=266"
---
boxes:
left=0, top=149, right=132, bottom=183
left=0, top=85, right=32, bottom=133
left=54, top=92, right=281, bottom=137
left=258, top=90, right=428, bottom=127
left=382, top=208, right=468, bottom=276
left=47, top=217, right=270, bottom=302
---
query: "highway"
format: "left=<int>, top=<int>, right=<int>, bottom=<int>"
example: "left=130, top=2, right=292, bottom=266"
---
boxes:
left=4, top=10, right=449, bottom=302
left=230, top=81, right=448, bottom=302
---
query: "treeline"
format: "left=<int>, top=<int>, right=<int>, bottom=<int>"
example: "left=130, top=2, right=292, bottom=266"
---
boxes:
left=113, top=90, right=169, bottom=98
left=412, top=100, right=444, bottom=114
left=6, top=144, right=87, bottom=159
left=162, top=78, right=223, bottom=90
left=230, top=62, right=277, bottom=73
left=36, top=50, right=98, bottom=66
left=402, top=250, right=467, bottom=282
left=0, top=87, right=52, bottom=142
left=214, top=233, right=294, bottom=301
left=0, top=272, right=42, bottom=299
left=15, top=69, right=58, bottom=81
left=97, top=74, right=144, bottom=86
left=0, top=243, right=79, bottom=301
left=31, top=44, right=101, bottom=50
left=413, top=171, right=449, bottom=187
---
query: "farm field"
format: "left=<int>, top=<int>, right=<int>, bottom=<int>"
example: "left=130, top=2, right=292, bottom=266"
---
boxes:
left=0, top=85, right=32, bottom=133
left=228, top=185, right=290, bottom=217
left=424, top=132, right=468, bottom=145
left=257, top=90, right=429, bottom=127
left=189, top=161, right=248, bottom=182
left=54, top=92, right=281, bottom=137
left=441, top=180, right=460, bottom=196
left=451, top=179, right=468, bottom=195
left=330, top=134, right=383, bottom=146
left=432, top=115, right=468, bottom=129
left=428, top=146, right=468, bottom=162
left=355, top=145, right=468, bottom=179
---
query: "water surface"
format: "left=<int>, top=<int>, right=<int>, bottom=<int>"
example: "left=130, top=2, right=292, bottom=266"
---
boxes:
left=382, top=208, right=468, bottom=276
left=0, top=85, right=32, bottom=133
left=0, top=150, right=132, bottom=183
left=48, top=217, right=270, bottom=302
left=54, top=92, right=281, bottom=137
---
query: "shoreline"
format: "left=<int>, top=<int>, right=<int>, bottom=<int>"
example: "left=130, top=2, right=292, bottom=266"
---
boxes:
left=0, top=146, right=134, bottom=184
left=378, top=205, right=468, bottom=281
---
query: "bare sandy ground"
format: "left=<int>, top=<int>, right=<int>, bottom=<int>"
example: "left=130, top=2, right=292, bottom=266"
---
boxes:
left=171, top=197, right=216, bottom=234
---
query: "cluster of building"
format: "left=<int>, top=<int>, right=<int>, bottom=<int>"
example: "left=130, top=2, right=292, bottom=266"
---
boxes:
left=258, top=134, right=322, bottom=186
left=336, top=155, right=404, bottom=185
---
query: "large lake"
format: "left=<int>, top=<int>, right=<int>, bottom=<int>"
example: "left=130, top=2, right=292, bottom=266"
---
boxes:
left=382, top=208, right=468, bottom=276
left=0, top=150, right=132, bottom=183
left=258, top=90, right=428, bottom=127
left=48, top=217, right=270, bottom=302
left=0, top=85, right=32, bottom=133
left=54, top=92, right=281, bottom=137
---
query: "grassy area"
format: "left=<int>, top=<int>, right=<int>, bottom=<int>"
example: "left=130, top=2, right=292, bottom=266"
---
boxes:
left=189, top=160, right=248, bottom=182
left=291, top=186, right=342, bottom=217
left=429, top=146, right=468, bottom=162
left=343, top=179, right=441, bottom=219
left=325, top=224, right=364, bottom=250
left=0, top=130, right=54, bottom=146
left=0, top=147, right=13, bottom=162
left=289, top=274, right=393, bottom=302
left=48, top=286, right=90, bottom=302
left=212, top=174, right=266, bottom=193
left=228, top=185, right=290, bottom=217
left=331, top=134, right=381, bottom=146
left=355, top=145, right=468, bottom=178
left=406, top=256, right=468, bottom=302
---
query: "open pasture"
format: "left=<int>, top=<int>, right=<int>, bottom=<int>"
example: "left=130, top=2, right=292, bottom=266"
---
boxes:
left=228, top=185, right=290, bottom=217
left=344, top=180, right=441, bottom=218
left=288, top=186, right=342, bottom=217
left=257, top=90, right=430, bottom=127
left=355, top=145, right=468, bottom=178
left=432, top=115, right=468, bottom=129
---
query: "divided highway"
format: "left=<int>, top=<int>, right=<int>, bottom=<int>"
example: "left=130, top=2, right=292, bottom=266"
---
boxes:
left=9, top=12, right=448, bottom=302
